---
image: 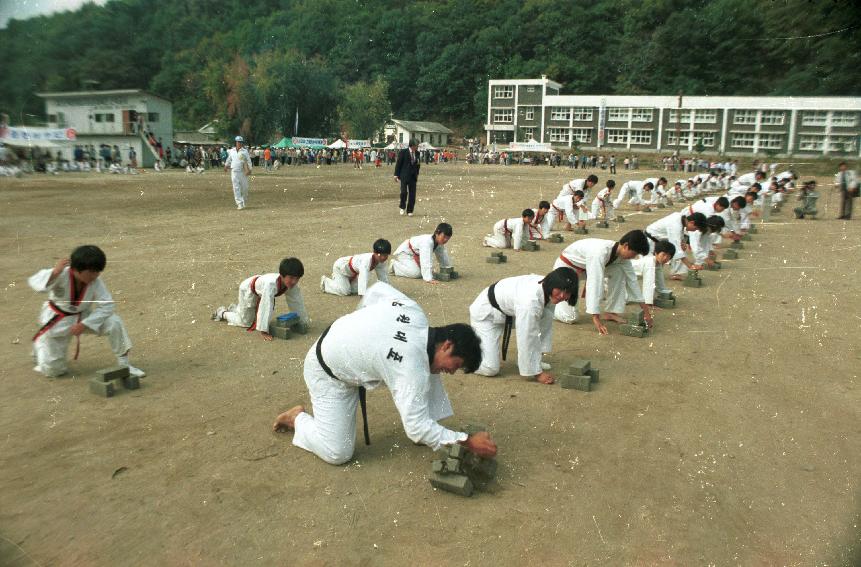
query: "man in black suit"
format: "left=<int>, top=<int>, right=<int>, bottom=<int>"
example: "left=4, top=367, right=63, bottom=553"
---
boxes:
left=394, top=139, right=420, bottom=216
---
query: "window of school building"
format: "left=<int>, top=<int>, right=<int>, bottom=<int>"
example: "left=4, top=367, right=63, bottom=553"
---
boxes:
left=629, top=130, right=652, bottom=144
left=573, top=107, right=594, bottom=121
left=829, top=135, right=858, bottom=152
left=831, top=112, right=858, bottom=127
left=798, top=135, right=824, bottom=151
left=631, top=108, right=653, bottom=122
left=668, top=109, right=691, bottom=123
left=731, top=133, right=756, bottom=148
left=693, top=109, right=717, bottom=123
left=493, top=85, right=514, bottom=99
left=606, top=129, right=628, bottom=143
left=733, top=110, right=757, bottom=125
left=572, top=128, right=592, bottom=143
left=548, top=128, right=569, bottom=143
left=550, top=107, right=570, bottom=121
left=760, top=111, right=785, bottom=125
left=607, top=107, right=628, bottom=121
left=666, top=131, right=691, bottom=146
left=525, top=107, right=534, bottom=120
left=493, top=108, right=514, bottom=123
left=93, top=113, right=115, bottom=123
left=758, top=133, right=783, bottom=149
left=522, top=128, right=534, bottom=139
left=802, top=111, right=827, bottom=126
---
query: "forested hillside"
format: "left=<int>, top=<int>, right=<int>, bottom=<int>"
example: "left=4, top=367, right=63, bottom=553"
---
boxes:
left=1, top=0, right=859, bottom=141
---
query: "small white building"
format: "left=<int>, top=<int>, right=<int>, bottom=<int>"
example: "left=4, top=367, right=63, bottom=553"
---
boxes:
left=381, top=119, right=452, bottom=147
left=37, top=89, right=173, bottom=166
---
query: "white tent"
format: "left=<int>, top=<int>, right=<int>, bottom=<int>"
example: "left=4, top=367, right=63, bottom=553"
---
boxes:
left=327, top=139, right=346, bottom=149
left=385, top=141, right=407, bottom=150
left=507, top=141, right=556, bottom=153
left=417, top=142, right=437, bottom=151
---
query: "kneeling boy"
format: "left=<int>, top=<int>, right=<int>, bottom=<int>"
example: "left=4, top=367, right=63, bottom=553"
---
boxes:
left=321, top=239, right=391, bottom=296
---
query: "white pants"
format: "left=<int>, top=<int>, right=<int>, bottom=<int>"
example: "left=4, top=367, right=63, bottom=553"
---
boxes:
left=483, top=228, right=512, bottom=249
left=231, top=171, right=249, bottom=207
left=322, top=261, right=357, bottom=296
left=670, top=258, right=688, bottom=276
left=591, top=201, right=614, bottom=220
left=551, top=259, right=628, bottom=322
left=469, top=301, right=508, bottom=376
left=33, top=309, right=132, bottom=377
left=391, top=254, right=421, bottom=279
left=224, top=287, right=258, bottom=328
left=293, top=344, right=453, bottom=465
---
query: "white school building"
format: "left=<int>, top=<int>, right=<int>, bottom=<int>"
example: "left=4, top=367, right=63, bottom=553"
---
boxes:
left=485, top=76, right=861, bottom=157
left=36, top=89, right=173, bottom=166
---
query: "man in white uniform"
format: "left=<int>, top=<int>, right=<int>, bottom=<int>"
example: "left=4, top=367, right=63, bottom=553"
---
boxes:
left=272, top=283, right=496, bottom=465
left=645, top=211, right=707, bottom=278
left=483, top=209, right=534, bottom=250
left=590, top=180, right=616, bottom=220
left=29, top=245, right=145, bottom=378
left=550, top=190, right=588, bottom=231
left=557, top=174, right=598, bottom=200
left=224, top=135, right=252, bottom=209
left=321, top=239, right=391, bottom=296
left=391, top=223, right=453, bottom=283
left=612, top=180, right=651, bottom=210
left=729, top=171, right=765, bottom=197
left=469, top=268, right=579, bottom=384
left=553, top=230, right=653, bottom=334
left=213, top=257, right=309, bottom=340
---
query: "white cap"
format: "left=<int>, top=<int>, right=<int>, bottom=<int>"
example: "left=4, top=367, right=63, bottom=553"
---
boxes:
left=235, top=136, right=244, bottom=143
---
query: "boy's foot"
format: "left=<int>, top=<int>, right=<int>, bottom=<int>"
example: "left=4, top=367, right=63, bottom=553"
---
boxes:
left=273, top=405, right=305, bottom=433
left=211, top=306, right=227, bottom=321
left=128, top=365, right=146, bottom=378
left=600, top=313, right=627, bottom=324
left=319, top=275, right=326, bottom=292
left=33, top=365, right=66, bottom=378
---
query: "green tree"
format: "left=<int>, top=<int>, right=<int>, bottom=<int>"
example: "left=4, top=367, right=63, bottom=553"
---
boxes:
left=338, top=77, right=392, bottom=140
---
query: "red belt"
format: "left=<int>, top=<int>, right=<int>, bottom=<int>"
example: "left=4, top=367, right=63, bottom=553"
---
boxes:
left=558, top=255, right=587, bottom=298
left=407, top=242, right=421, bottom=266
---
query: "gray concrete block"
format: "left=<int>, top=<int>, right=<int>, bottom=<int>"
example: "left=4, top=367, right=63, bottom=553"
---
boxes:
left=559, top=373, right=591, bottom=391
left=439, top=266, right=453, bottom=274
left=573, top=227, right=588, bottom=235
left=654, top=297, right=675, bottom=309
left=706, top=262, right=722, bottom=271
left=490, top=251, right=504, bottom=257
left=431, top=460, right=445, bottom=473
left=434, top=272, right=451, bottom=282
left=722, top=249, right=739, bottom=260
left=121, top=375, right=140, bottom=390
left=656, top=290, right=675, bottom=301
left=627, top=310, right=645, bottom=326
left=547, top=234, right=564, bottom=243
left=619, top=324, right=648, bottom=338
left=683, top=277, right=703, bottom=288
left=448, top=444, right=467, bottom=459
left=657, top=203, right=666, bottom=208
left=486, top=256, right=503, bottom=264
left=270, top=326, right=291, bottom=340
left=616, top=215, right=625, bottom=222
left=596, top=221, right=609, bottom=228
left=730, top=241, right=743, bottom=250
left=448, top=271, right=459, bottom=280
left=521, top=241, right=537, bottom=251
left=95, top=366, right=129, bottom=382
left=445, top=458, right=462, bottom=474
left=569, top=359, right=591, bottom=375
left=429, top=472, right=474, bottom=497
left=292, top=322, right=309, bottom=335
left=588, top=368, right=599, bottom=383
left=642, top=207, right=652, bottom=213
left=464, top=457, right=498, bottom=481
left=462, top=423, right=487, bottom=435
left=89, top=377, right=115, bottom=397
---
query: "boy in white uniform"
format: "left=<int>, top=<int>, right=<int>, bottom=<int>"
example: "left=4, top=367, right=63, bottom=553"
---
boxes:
left=483, top=209, right=534, bottom=250
left=550, top=190, right=588, bottom=231
left=552, top=230, right=653, bottom=334
left=612, top=180, right=652, bottom=210
left=642, top=177, right=669, bottom=205
left=557, top=174, right=598, bottom=200
left=590, top=180, right=616, bottom=220
left=469, top=268, right=579, bottom=384
left=645, top=211, right=707, bottom=278
left=631, top=239, right=676, bottom=305
left=390, top=223, right=453, bottom=283
left=29, top=245, right=145, bottom=378
left=528, top=201, right=553, bottom=240
left=321, top=239, right=391, bottom=296
left=213, top=257, right=309, bottom=340
left=224, top=135, right=252, bottom=210
left=272, top=282, right=496, bottom=465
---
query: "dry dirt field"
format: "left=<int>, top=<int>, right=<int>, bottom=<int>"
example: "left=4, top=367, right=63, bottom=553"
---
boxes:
left=1, top=161, right=859, bottom=566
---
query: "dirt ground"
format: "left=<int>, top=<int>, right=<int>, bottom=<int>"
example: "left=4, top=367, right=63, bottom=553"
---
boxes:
left=1, top=160, right=859, bottom=567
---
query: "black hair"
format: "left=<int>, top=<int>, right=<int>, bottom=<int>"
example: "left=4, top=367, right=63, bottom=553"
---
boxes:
left=541, top=267, right=579, bottom=306
left=433, top=323, right=482, bottom=374
left=644, top=182, right=654, bottom=190
left=745, top=191, right=759, bottom=201
left=619, top=230, right=649, bottom=255
left=730, top=196, right=746, bottom=208
left=750, top=183, right=761, bottom=192
left=586, top=174, right=598, bottom=184
left=408, top=139, right=418, bottom=147
left=70, top=245, right=107, bottom=272
left=653, top=239, right=676, bottom=257
left=373, top=238, right=391, bottom=255
left=434, top=223, right=453, bottom=237
left=658, top=177, right=667, bottom=184
left=573, top=190, right=585, bottom=199
left=538, top=200, right=551, bottom=210
left=606, top=179, right=616, bottom=188
left=521, top=209, right=535, bottom=219
left=686, top=212, right=708, bottom=232
left=706, top=215, right=725, bottom=232
left=755, top=171, right=765, bottom=178
left=715, top=196, right=729, bottom=208
left=279, top=257, right=304, bottom=278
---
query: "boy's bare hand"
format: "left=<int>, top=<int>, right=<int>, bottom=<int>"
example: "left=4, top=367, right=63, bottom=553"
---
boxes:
left=52, top=258, right=70, bottom=277
left=462, top=431, right=497, bottom=458
left=69, top=322, right=86, bottom=336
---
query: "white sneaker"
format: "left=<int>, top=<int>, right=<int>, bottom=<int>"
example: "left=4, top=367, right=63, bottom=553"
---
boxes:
left=320, top=275, right=326, bottom=292
left=399, top=209, right=405, bottom=215
left=128, top=365, right=146, bottom=378
left=408, top=213, right=413, bottom=217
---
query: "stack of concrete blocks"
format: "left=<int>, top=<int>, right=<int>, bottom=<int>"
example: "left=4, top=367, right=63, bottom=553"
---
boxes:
left=642, top=206, right=652, bottom=213
left=615, top=215, right=626, bottom=223
left=619, top=310, right=649, bottom=337
left=683, top=270, right=703, bottom=288
left=573, top=226, right=589, bottom=235
left=547, top=234, right=564, bottom=243
left=435, top=267, right=460, bottom=281
left=521, top=240, right=540, bottom=252
left=654, top=290, right=676, bottom=309
left=89, top=366, right=139, bottom=397
left=723, top=248, right=739, bottom=260
left=429, top=426, right=498, bottom=497
left=269, top=312, right=308, bottom=340
left=486, top=251, right=507, bottom=264
left=706, top=261, right=722, bottom=271
left=559, top=359, right=599, bottom=391
left=729, top=240, right=744, bottom=250
left=596, top=219, right=610, bottom=228
left=657, top=203, right=666, bottom=209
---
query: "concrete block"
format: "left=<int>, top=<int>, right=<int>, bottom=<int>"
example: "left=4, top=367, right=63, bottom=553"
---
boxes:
left=683, top=277, right=703, bottom=288
left=730, top=241, right=743, bottom=250
left=748, top=225, right=758, bottom=234
left=656, top=290, right=675, bottom=301
left=706, top=262, right=722, bottom=271
left=522, top=241, right=538, bottom=251
left=431, top=460, right=445, bottom=473
left=627, top=310, right=645, bottom=326
left=95, top=366, right=129, bottom=382
left=568, top=359, right=591, bottom=375
left=445, top=458, right=462, bottom=474
left=429, top=473, right=474, bottom=497
left=619, top=324, right=648, bottom=338
left=547, top=234, right=564, bottom=243
left=434, top=272, right=451, bottom=282
left=490, top=251, right=504, bottom=257
left=292, top=322, right=310, bottom=335
left=588, top=368, right=599, bottom=383
left=642, top=207, right=652, bottom=213
left=573, top=227, right=588, bottom=235
left=89, top=377, right=115, bottom=397
left=559, top=373, right=591, bottom=391
left=654, top=297, right=675, bottom=309
left=498, top=254, right=507, bottom=263
left=462, top=423, right=487, bottom=435
left=615, top=215, right=625, bottom=222
left=722, top=249, right=739, bottom=260
left=464, top=457, right=498, bottom=481
left=269, top=326, right=291, bottom=340
left=657, top=203, right=666, bottom=208
left=448, top=271, right=460, bottom=280
left=448, top=444, right=467, bottom=459
left=486, top=256, right=503, bottom=264
left=121, top=375, right=140, bottom=390
left=596, top=221, right=609, bottom=228
left=439, top=266, right=453, bottom=274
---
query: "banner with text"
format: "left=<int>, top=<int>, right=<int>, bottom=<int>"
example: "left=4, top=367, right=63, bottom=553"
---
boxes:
left=1, top=126, right=77, bottom=142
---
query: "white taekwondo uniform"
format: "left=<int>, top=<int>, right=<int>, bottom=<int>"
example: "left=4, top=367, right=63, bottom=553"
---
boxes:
left=682, top=196, right=732, bottom=245
left=630, top=255, right=671, bottom=305
left=292, top=282, right=465, bottom=465
left=391, top=234, right=452, bottom=281
left=322, top=252, right=389, bottom=296
left=223, top=273, right=309, bottom=333
left=552, top=238, right=643, bottom=323
left=484, top=217, right=528, bottom=250
left=469, top=275, right=554, bottom=377
left=528, top=208, right=554, bottom=240
left=29, top=267, right=133, bottom=377
left=557, top=178, right=591, bottom=201
left=224, top=146, right=252, bottom=208
left=550, top=194, right=588, bottom=228
left=646, top=212, right=692, bottom=275
left=612, top=180, right=645, bottom=208
left=590, top=186, right=614, bottom=219
left=642, top=178, right=668, bottom=205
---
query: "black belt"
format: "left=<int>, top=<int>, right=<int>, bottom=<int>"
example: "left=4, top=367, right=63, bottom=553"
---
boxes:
left=487, top=282, right=513, bottom=361
left=315, top=325, right=370, bottom=446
